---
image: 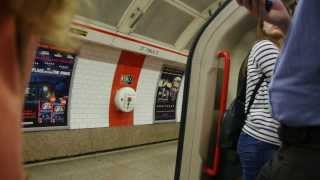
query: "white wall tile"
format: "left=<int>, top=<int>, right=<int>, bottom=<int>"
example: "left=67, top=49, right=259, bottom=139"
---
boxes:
left=69, top=42, right=120, bottom=129
left=69, top=42, right=185, bottom=129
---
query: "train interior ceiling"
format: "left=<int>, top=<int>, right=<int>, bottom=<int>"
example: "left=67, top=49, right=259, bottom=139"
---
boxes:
left=20, top=0, right=296, bottom=180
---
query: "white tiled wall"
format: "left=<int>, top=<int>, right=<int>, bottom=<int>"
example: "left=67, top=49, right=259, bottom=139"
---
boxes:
left=134, top=56, right=185, bottom=125
left=134, top=58, right=161, bottom=125
left=69, top=42, right=185, bottom=129
left=69, top=42, right=120, bottom=129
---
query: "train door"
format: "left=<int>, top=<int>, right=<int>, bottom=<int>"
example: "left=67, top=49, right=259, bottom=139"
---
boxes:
left=174, top=1, right=257, bottom=179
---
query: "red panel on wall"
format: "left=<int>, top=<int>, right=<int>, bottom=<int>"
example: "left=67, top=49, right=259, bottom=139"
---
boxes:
left=109, top=51, right=145, bottom=127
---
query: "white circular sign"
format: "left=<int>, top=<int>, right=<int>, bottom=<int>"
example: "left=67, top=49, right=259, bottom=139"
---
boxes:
left=114, top=87, right=136, bottom=112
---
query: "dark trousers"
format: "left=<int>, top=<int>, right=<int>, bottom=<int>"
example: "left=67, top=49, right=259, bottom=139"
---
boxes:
left=257, top=125, right=320, bottom=180
left=237, top=133, right=278, bottom=180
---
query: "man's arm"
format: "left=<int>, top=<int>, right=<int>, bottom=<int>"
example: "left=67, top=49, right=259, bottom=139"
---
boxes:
left=236, top=0, right=291, bottom=34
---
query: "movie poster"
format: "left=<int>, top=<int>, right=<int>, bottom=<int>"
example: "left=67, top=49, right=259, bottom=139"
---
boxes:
left=154, top=67, right=184, bottom=121
left=23, top=45, right=76, bottom=129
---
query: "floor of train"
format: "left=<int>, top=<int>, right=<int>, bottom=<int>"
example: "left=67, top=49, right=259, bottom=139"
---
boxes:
left=25, top=141, right=178, bottom=180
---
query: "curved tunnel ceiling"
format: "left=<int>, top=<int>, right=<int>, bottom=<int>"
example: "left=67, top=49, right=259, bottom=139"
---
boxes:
left=77, top=0, right=297, bottom=53
left=77, top=0, right=225, bottom=52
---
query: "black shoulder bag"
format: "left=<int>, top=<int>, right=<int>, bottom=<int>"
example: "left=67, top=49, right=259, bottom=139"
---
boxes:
left=220, top=59, right=266, bottom=150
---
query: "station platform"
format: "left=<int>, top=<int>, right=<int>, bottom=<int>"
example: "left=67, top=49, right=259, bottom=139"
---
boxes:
left=25, top=141, right=177, bottom=180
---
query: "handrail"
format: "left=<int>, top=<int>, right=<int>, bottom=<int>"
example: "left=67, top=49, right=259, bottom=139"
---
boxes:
left=203, top=50, right=231, bottom=176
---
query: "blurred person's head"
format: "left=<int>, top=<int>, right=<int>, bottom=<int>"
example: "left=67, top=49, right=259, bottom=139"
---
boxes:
left=1, top=0, right=76, bottom=86
left=3, top=0, right=76, bottom=43
left=0, top=2, right=77, bottom=179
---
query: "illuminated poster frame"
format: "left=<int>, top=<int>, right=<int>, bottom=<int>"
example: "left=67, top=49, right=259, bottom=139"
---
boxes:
left=22, top=44, right=77, bottom=131
left=154, top=66, right=184, bottom=122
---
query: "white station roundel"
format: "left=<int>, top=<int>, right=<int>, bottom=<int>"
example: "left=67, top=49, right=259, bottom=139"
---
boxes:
left=114, top=87, right=136, bottom=112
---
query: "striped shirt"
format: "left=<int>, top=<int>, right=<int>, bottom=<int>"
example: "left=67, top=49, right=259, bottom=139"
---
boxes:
left=242, top=40, right=281, bottom=146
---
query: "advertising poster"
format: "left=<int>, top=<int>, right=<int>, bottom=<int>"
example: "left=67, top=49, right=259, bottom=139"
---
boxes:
left=154, top=67, right=184, bottom=121
left=23, top=45, right=76, bottom=129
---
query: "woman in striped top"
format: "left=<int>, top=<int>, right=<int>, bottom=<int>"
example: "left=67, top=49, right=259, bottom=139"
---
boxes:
left=237, top=20, right=285, bottom=180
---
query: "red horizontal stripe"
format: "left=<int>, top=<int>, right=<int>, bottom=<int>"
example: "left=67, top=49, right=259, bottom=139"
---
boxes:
left=72, top=22, right=188, bottom=57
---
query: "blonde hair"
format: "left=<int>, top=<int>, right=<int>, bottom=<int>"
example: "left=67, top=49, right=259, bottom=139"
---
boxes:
left=4, top=0, right=77, bottom=46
